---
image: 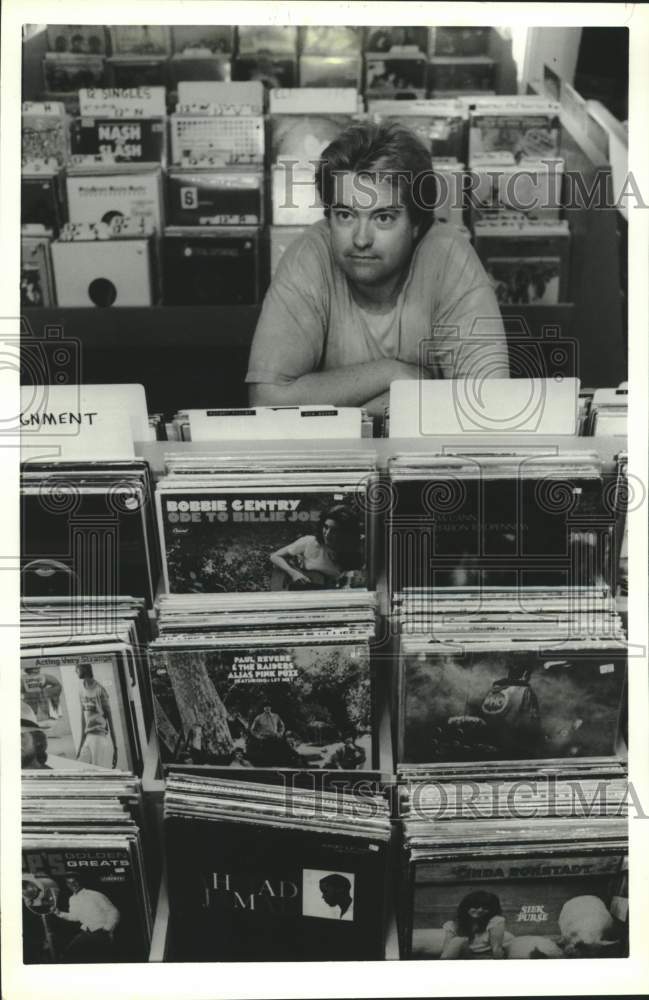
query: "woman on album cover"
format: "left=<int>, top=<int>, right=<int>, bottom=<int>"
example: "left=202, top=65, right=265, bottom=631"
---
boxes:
left=269, top=503, right=363, bottom=589
left=440, top=890, right=514, bottom=959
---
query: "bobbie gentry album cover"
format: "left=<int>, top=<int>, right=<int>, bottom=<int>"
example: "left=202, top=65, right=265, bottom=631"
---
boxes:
left=21, top=652, right=134, bottom=772
left=406, top=847, right=628, bottom=960
left=398, top=642, right=627, bottom=767
left=22, top=844, right=148, bottom=963
left=149, top=640, right=373, bottom=769
left=156, top=488, right=369, bottom=593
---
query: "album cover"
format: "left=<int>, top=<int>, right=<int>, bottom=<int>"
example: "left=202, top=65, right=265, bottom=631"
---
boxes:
left=165, top=813, right=389, bottom=960
left=108, top=25, right=171, bottom=56
left=389, top=468, right=615, bottom=591
left=21, top=480, right=158, bottom=604
left=65, top=168, right=164, bottom=231
left=271, top=164, right=324, bottom=226
left=365, top=54, right=427, bottom=98
left=299, top=56, right=361, bottom=89
left=157, top=486, right=368, bottom=593
left=106, top=57, right=169, bottom=89
left=21, top=651, right=133, bottom=772
left=169, top=113, right=265, bottom=167
left=21, top=174, right=65, bottom=233
left=485, top=257, right=562, bottom=305
left=22, top=844, right=148, bottom=963
left=270, top=225, right=307, bottom=276
left=429, top=27, right=491, bottom=57
left=469, top=158, right=564, bottom=222
left=171, top=25, right=235, bottom=54
left=473, top=219, right=570, bottom=299
left=168, top=55, right=231, bottom=84
left=21, top=232, right=56, bottom=307
left=69, top=117, right=166, bottom=165
left=407, top=848, right=628, bottom=959
left=428, top=57, right=496, bottom=96
left=22, top=103, right=69, bottom=169
left=233, top=55, right=297, bottom=90
left=162, top=227, right=260, bottom=305
left=270, top=114, right=354, bottom=166
left=300, top=26, right=362, bottom=55
left=237, top=26, right=298, bottom=56
left=469, top=105, right=562, bottom=162
left=46, top=25, right=108, bottom=55
left=150, top=640, right=373, bottom=769
left=399, top=643, right=626, bottom=766
left=43, top=53, right=106, bottom=93
left=371, top=106, right=466, bottom=160
left=365, top=27, right=430, bottom=54
left=166, top=169, right=263, bottom=226
left=51, top=237, right=155, bottom=307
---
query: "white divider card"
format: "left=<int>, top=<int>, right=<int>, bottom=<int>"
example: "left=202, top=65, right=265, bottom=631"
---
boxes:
left=78, top=86, right=167, bottom=118
left=177, top=80, right=264, bottom=114
left=19, top=407, right=135, bottom=460
left=269, top=88, right=359, bottom=114
left=184, top=406, right=363, bottom=440
left=20, top=383, right=152, bottom=445
left=389, top=377, right=580, bottom=436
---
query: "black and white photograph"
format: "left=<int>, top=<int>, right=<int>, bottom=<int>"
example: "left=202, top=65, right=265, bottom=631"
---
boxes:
left=3, top=1, right=647, bottom=996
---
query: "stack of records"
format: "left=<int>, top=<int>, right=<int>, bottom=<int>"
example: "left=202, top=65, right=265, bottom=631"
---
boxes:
left=473, top=216, right=571, bottom=306
left=21, top=459, right=161, bottom=607
left=164, top=772, right=392, bottom=960
left=367, top=98, right=467, bottom=161
left=21, top=595, right=152, bottom=775
left=106, top=26, right=171, bottom=89
left=168, top=25, right=234, bottom=84
left=299, top=26, right=362, bottom=91
left=149, top=590, right=379, bottom=775
left=234, top=25, right=298, bottom=91
left=21, top=224, right=56, bottom=306
left=395, top=623, right=627, bottom=779
left=399, top=815, right=628, bottom=959
left=155, top=451, right=378, bottom=594
left=22, top=101, right=69, bottom=173
left=166, top=404, right=372, bottom=441
left=387, top=450, right=623, bottom=592
left=22, top=773, right=152, bottom=964
left=586, top=387, right=628, bottom=437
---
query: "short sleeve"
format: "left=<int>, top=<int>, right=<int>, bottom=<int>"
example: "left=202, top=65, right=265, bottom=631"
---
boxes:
left=246, top=229, right=330, bottom=385
left=487, top=915, right=506, bottom=932
left=427, top=229, right=510, bottom=379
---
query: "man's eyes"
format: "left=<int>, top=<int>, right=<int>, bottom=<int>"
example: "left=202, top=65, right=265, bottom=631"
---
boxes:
left=333, top=210, right=397, bottom=224
left=375, top=213, right=397, bottom=225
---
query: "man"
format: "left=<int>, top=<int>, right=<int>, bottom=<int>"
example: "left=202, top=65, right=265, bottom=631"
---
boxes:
left=324, top=733, right=367, bottom=770
left=250, top=703, right=285, bottom=740
left=53, top=875, right=119, bottom=962
left=247, top=122, right=509, bottom=417
left=21, top=662, right=62, bottom=723
left=76, top=661, right=118, bottom=769
left=21, top=717, right=51, bottom=769
left=319, top=873, right=354, bottom=920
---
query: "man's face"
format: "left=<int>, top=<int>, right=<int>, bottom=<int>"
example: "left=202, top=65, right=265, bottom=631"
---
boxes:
left=21, top=729, right=37, bottom=767
left=66, top=878, right=81, bottom=894
left=263, top=705, right=272, bottom=715
left=329, top=172, right=419, bottom=289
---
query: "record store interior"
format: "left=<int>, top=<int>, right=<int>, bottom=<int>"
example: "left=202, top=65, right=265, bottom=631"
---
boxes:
left=20, top=23, right=631, bottom=965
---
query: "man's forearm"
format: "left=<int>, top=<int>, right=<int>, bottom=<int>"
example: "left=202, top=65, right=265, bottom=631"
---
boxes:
left=249, top=359, right=415, bottom=408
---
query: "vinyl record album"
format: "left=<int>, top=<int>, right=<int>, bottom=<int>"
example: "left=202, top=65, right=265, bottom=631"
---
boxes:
left=162, top=227, right=260, bottom=305
left=51, top=238, right=154, bottom=306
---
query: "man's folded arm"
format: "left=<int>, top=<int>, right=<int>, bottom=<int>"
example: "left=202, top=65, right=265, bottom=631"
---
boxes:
left=249, top=359, right=424, bottom=409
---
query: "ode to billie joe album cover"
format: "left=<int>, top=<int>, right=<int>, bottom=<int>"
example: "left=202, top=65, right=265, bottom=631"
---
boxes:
left=157, top=487, right=370, bottom=593
left=150, top=641, right=374, bottom=770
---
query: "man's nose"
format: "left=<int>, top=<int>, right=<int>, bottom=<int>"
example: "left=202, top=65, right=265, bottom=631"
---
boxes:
left=352, top=217, right=372, bottom=248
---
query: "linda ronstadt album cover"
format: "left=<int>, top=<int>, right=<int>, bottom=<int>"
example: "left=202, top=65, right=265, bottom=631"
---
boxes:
left=150, top=641, right=373, bottom=769
left=406, top=849, right=628, bottom=959
left=21, top=652, right=134, bottom=772
left=398, top=644, right=626, bottom=765
left=164, top=815, right=388, bottom=960
left=157, top=488, right=369, bottom=593
left=22, top=844, right=148, bottom=963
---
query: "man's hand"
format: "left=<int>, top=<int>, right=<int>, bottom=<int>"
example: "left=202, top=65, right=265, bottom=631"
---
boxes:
left=290, top=570, right=311, bottom=585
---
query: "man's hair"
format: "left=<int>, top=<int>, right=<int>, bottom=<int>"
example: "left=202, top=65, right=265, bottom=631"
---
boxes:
left=319, top=873, right=352, bottom=898
left=316, top=121, right=436, bottom=235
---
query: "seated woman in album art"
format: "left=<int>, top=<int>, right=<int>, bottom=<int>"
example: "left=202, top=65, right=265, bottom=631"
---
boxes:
left=270, top=504, right=364, bottom=590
